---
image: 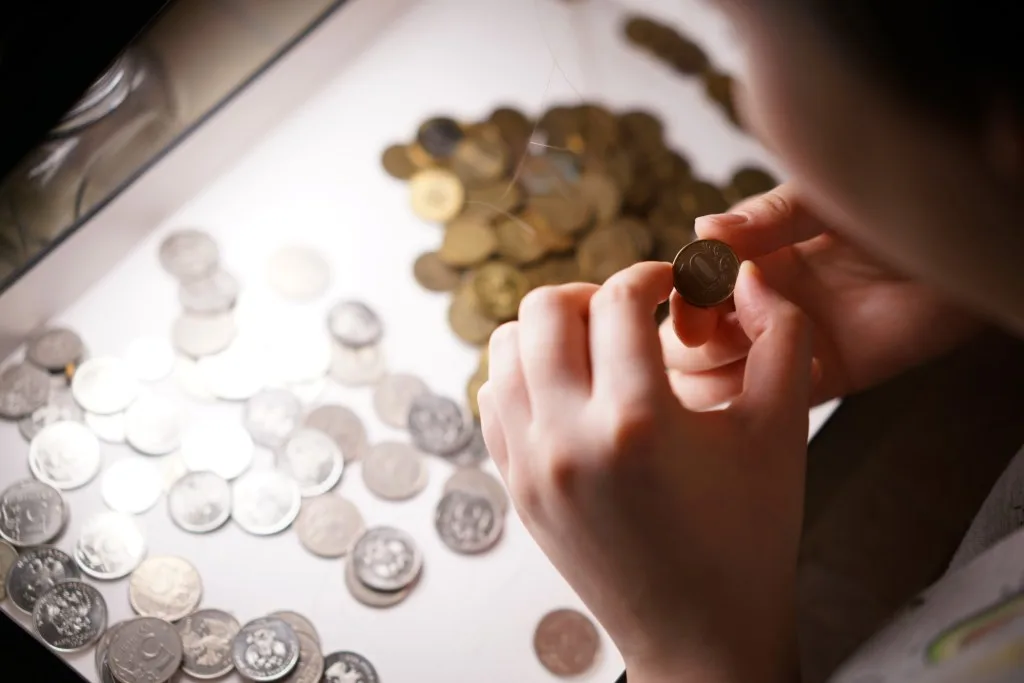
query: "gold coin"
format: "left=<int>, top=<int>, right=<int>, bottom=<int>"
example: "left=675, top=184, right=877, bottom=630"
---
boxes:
left=528, top=209, right=577, bottom=254
left=617, top=110, right=664, bottom=152
left=466, top=370, right=487, bottom=419
left=407, top=143, right=434, bottom=169
left=577, top=225, right=641, bottom=283
left=577, top=104, right=618, bottom=152
left=578, top=171, right=622, bottom=224
left=727, top=166, right=779, bottom=202
left=672, top=238, right=740, bottom=307
left=413, top=252, right=462, bottom=292
left=473, top=262, right=530, bottom=323
left=381, top=144, right=418, bottom=180
left=496, top=214, right=547, bottom=265
left=679, top=180, right=729, bottom=218
left=616, top=217, right=655, bottom=259
left=438, top=217, right=498, bottom=268
left=524, top=256, right=581, bottom=289
left=488, top=107, right=532, bottom=158
left=410, top=169, right=466, bottom=223
left=667, top=35, right=710, bottom=75
left=452, top=125, right=509, bottom=187
left=529, top=193, right=591, bottom=235
left=479, top=346, right=489, bottom=373
left=703, top=71, right=741, bottom=126
left=653, top=224, right=696, bottom=262
left=464, top=181, right=524, bottom=220
left=448, top=282, right=498, bottom=345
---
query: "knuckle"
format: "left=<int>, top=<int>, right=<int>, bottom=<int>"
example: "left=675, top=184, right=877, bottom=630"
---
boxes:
left=591, top=276, right=644, bottom=312
left=602, top=404, right=659, bottom=468
left=758, top=190, right=794, bottom=221
left=544, top=439, right=581, bottom=493
left=518, top=285, right=568, bottom=320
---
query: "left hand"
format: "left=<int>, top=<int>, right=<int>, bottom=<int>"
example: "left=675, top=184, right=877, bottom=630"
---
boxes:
left=478, top=261, right=813, bottom=683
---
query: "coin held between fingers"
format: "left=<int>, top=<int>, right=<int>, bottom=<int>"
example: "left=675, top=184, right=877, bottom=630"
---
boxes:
left=672, top=238, right=741, bottom=308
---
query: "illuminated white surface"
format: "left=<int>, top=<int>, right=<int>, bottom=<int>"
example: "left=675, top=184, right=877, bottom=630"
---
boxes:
left=0, top=0, right=839, bottom=681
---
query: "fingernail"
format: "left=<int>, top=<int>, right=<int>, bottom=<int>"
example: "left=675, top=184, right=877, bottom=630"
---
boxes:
left=697, top=212, right=749, bottom=227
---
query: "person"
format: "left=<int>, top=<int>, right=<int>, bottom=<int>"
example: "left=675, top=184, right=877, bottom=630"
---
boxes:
left=476, top=1, right=1024, bottom=682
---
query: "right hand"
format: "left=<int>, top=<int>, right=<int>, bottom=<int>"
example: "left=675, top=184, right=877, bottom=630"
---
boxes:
left=663, top=183, right=985, bottom=410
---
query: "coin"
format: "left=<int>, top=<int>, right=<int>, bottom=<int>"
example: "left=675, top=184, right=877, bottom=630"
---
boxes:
left=167, top=471, right=232, bottom=533
left=171, top=313, right=238, bottom=358
left=351, top=526, right=423, bottom=592
left=158, top=451, right=188, bottom=492
left=465, top=370, right=484, bottom=421
left=283, top=377, right=328, bottom=406
left=416, top=116, right=464, bottom=159
left=448, top=282, right=498, bottom=345
left=0, top=362, right=50, bottom=418
left=159, top=229, right=220, bottom=281
left=232, top=616, right=300, bottom=682
left=304, top=404, right=369, bottom=463
left=444, top=468, right=509, bottom=517
left=108, top=616, right=185, bottom=683
left=295, top=495, right=365, bottom=558
left=176, top=608, right=241, bottom=679
left=245, top=388, right=302, bottom=449
left=95, top=620, right=128, bottom=679
left=329, top=342, right=386, bottom=386
left=438, top=216, right=498, bottom=268
left=496, top=214, right=547, bottom=265
left=435, top=490, right=504, bottom=554
left=74, top=511, right=146, bottom=579
left=533, top=608, right=601, bottom=677
left=473, top=261, right=529, bottom=322
left=703, top=70, right=740, bottom=124
left=129, top=555, right=203, bottom=621
left=268, top=245, right=332, bottom=301
left=451, top=131, right=509, bottom=187
left=33, top=580, right=107, bottom=652
left=276, top=428, right=345, bottom=497
left=5, top=545, right=80, bottom=613
left=174, top=356, right=217, bottom=402
left=728, top=165, right=779, bottom=200
left=0, top=541, right=15, bottom=600
left=0, top=479, right=66, bottom=547
left=29, top=420, right=102, bottom=490
left=327, top=301, right=384, bottom=349
left=231, top=469, right=302, bottom=535
left=446, top=421, right=489, bottom=468
left=85, top=410, right=127, bottom=443
left=181, top=421, right=255, bottom=480
left=72, top=357, right=138, bottom=414
left=408, top=393, right=474, bottom=455
left=372, top=372, right=429, bottom=428
left=577, top=225, right=640, bottom=284
left=18, top=385, right=83, bottom=441
left=672, top=238, right=740, bottom=307
left=281, top=630, right=324, bottom=683
left=124, top=336, right=177, bottom=382
left=381, top=143, right=418, bottom=180
left=344, top=558, right=415, bottom=609
left=322, top=651, right=381, bottom=683
left=124, top=394, right=183, bottom=455
left=578, top=171, right=623, bottom=224
left=179, top=268, right=240, bottom=314
left=27, top=327, right=84, bottom=371
left=268, top=610, right=320, bottom=645
left=362, top=441, right=428, bottom=501
left=101, top=457, right=162, bottom=514
left=412, top=252, right=462, bottom=292
left=197, top=344, right=265, bottom=400
left=410, top=168, right=465, bottom=223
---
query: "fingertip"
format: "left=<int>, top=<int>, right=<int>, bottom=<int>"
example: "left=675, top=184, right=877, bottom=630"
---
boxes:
left=694, top=212, right=750, bottom=241
left=670, top=290, right=718, bottom=347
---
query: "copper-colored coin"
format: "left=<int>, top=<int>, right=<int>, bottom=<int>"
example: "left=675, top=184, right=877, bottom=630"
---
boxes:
left=577, top=171, right=622, bottom=224
left=524, top=256, right=581, bottom=289
left=623, top=16, right=659, bottom=45
left=413, top=252, right=462, bottom=292
left=526, top=195, right=589, bottom=241
left=489, top=107, right=533, bottom=153
left=410, top=169, right=466, bottom=223
left=668, top=35, right=710, bottom=74
left=439, top=217, right=498, bottom=268
left=406, top=143, right=434, bottom=169
left=728, top=166, right=779, bottom=201
left=533, top=608, right=600, bottom=677
left=381, top=144, right=418, bottom=180
left=617, top=217, right=655, bottom=259
left=617, top=110, right=663, bottom=151
left=478, top=345, right=489, bottom=374
left=518, top=155, right=578, bottom=196
left=577, top=225, right=641, bottom=284
left=672, top=238, right=740, bottom=307
left=704, top=70, right=741, bottom=125
left=679, top=180, right=729, bottom=218
left=417, top=117, right=464, bottom=159
left=496, top=215, right=547, bottom=265
left=653, top=224, right=696, bottom=262
left=466, top=369, right=486, bottom=419
left=452, top=126, right=509, bottom=187
left=463, top=181, right=524, bottom=221
left=473, top=262, right=530, bottom=323
left=448, top=282, right=499, bottom=345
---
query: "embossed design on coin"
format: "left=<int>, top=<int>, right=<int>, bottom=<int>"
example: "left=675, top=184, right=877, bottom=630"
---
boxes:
left=672, top=238, right=740, bottom=307
left=124, top=394, right=183, bottom=455
left=95, top=620, right=128, bottom=679
left=409, top=168, right=465, bottom=222
left=351, top=526, right=423, bottom=592
left=277, top=428, right=345, bottom=497
left=129, top=555, right=203, bottom=622
left=268, top=611, right=320, bottom=646
left=231, top=469, right=302, bottom=535
left=71, top=357, right=139, bottom=415
left=344, top=558, right=415, bottom=609
left=245, top=388, right=302, bottom=449
left=101, top=457, right=162, bottom=514
left=108, top=616, right=185, bottom=683
left=533, top=608, right=601, bottom=677
left=295, top=495, right=364, bottom=558
left=6, top=546, right=80, bottom=613
left=407, top=393, right=473, bottom=455
left=168, top=471, right=232, bottom=533
left=18, top=385, right=84, bottom=441
left=362, top=441, right=428, bottom=501
left=0, top=479, right=66, bottom=547
left=181, top=421, right=255, bottom=481
left=322, top=651, right=380, bottom=683
left=435, top=490, right=504, bottom=554
left=267, top=246, right=331, bottom=301
left=444, top=467, right=510, bottom=517
left=282, top=631, right=323, bottom=683
left=0, top=540, right=18, bottom=601
left=33, top=580, right=107, bottom=652
left=232, top=617, right=300, bottom=682
left=0, top=362, right=50, bottom=418
left=124, top=336, right=177, bottom=382
left=74, top=512, right=146, bottom=579
left=179, top=268, right=240, bottom=314
left=29, top=421, right=102, bottom=490
left=304, top=405, right=369, bottom=463
left=327, top=301, right=383, bottom=349
left=159, top=229, right=220, bottom=281
left=176, top=608, right=241, bottom=679
left=28, top=327, right=84, bottom=372
left=445, top=423, right=490, bottom=468
left=372, top=373, right=429, bottom=428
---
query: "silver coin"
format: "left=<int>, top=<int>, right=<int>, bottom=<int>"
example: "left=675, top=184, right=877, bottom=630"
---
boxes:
left=232, top=616, right=300, bottom=682
left=276, top=429, right=345, bottom=497
left=29, top=420, right=102, bottom=490
left=0, top=362, right=50, bottom=418
left=0, top=540, right=18, bottom=601
left=85, top=410, right=127, bottom=443
left=362, top=441, right=428, bottom=501
left=74, top=511, right=147, bottom=579
left=33, top=580, right=107, bottom=652
left=5, top=545, right=80, bottom=613
left=444, top=467, right=510, bottom=517
left=304, top=405, right=369, bottom=463
left=435, top=490, right=504, bottom=554
left=322, top=651, right=380, bottom=683
left=18, top=384, right=84, bottom=441
left=196, top=343, right=264, bottom=400
left=172, top=313, right=237, bottom=358
left=407, top=393, right=474, bottom=455
left=267, top=246, right=331, bottom=301
left=72, top=357, right=139, bottom=415
left=444, top=422, right=490, bottom=468
left=0, top=479, right=66, bottom=547
left=329, top=342, right=386, bottom=387
left=245, top=388, right=302, bottom=449
left=267, top=611, right=320, bottom=646
left=327, top=301, right=383, bottom=349
left=344, top=557, right=413, bottom=609
left=372, top=373, right=428, bottom=428
left=128, top=555, right=203, bottom=621
left=159, top=229, right=220, bottom=281
left=95, top=620, right=129, bottom=679
left=181, top=421, right=255, bottom=480
left=27, top=327, right=84, bottom=371
left=157, top=451, right=188, bottom=492
left=295, top=495, right=365, bottom=558
left=174, top=356, right=217, bottom=402
left=167, top=471, right=232, bottom=533
left=351, top=526, right=423, bottom=592
left=124, top=394, right=183, bottom=455
left=124, top=336, right=177, bottom=382
left=176, top=608, right=241, bottom=679
left=101, top=457, right=162, bottom=514
left=108, top=616, right=185, bottom=683
left=179, top=268, right=240, bottom=314
left=282, top=631, right=324, bottom=683
left=231, top=469, right=301, bottom=535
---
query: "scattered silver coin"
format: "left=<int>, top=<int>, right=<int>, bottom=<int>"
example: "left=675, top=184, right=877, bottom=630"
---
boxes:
left=74, top=511, right=147, bottom=579
left=435, top=490, right=504, bottom=555
left=329, top=342, right=386, bottom=387
left=295, top=495, right=365, bottom=558
left=172, top=312, right=238, bottom=358
left=0, top=362, right=51, bottom=419
left=124, top=394, right=183, bottom=455
left=276, top=428, right=345, bottom=497
left=444, top=423, right=490, bottom=468
left=407, top=393, right=474, bottom=455
left=29, top=420, right=103, bottom=490
left=304, top=404, right=370, bottom=463
left=231, top=469, right=302, bottom=535
left=372, top=373, right=429, bottom=429
left=344, top=553, right=415, bottom=610
left=232, top=616, right=301, bottom=682
left=351, top=526, right=423, bottom=592
left=282, top=630, right=324, bottom=683
left=108, top=616, right=185, bottom=683
left=124, top=337, right=176, bottom=382
left=101, top=457, right=163, bottom=514
left=267, top=610, right=320, bottom=646
left=94, top=619, right=128, bottom=680
left=179, top=268, right=240, bottom=314
left=18, top=384, right=84, bottom=441
left=362, top=441, right=428, bottom=501
left=327, top=301, right=383, bottom=349
left=322, top=651, right=380, bottom=683
left=267, top=245, right=331, bottom=301
left=0, top=479, right=66, bottom=547
left=176, top=608, right=241, bottom=679
left=128, top=555, right=203, bottom=621
left=167, top=470, right=232, bottom=534
left=85, top=410, right=127, bottom=443
left=174, top=356, right=217, bottom=402
left=159, top=229, right=220, bottom=281
left=444, top=467, right=510, bottom=518
left=196, top=343, right=264, bottom=400
left=71, top=357, right=139, bottom=415
left=245, top=388, right=302, bottom=449
left=5, top=545, right=80, bottom=613
left=27, top=327, right=84, bottom=372
left=0, top=540, right=18, bottom=601
left=33, top=580, right=107, bottom=652
left=180, top=421, right=255, bottom=480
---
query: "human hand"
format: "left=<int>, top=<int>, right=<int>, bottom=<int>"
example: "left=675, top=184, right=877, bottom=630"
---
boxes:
left=662, top=183, right=984, bottom=410
left=478, top=261, right=811, bottom=683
